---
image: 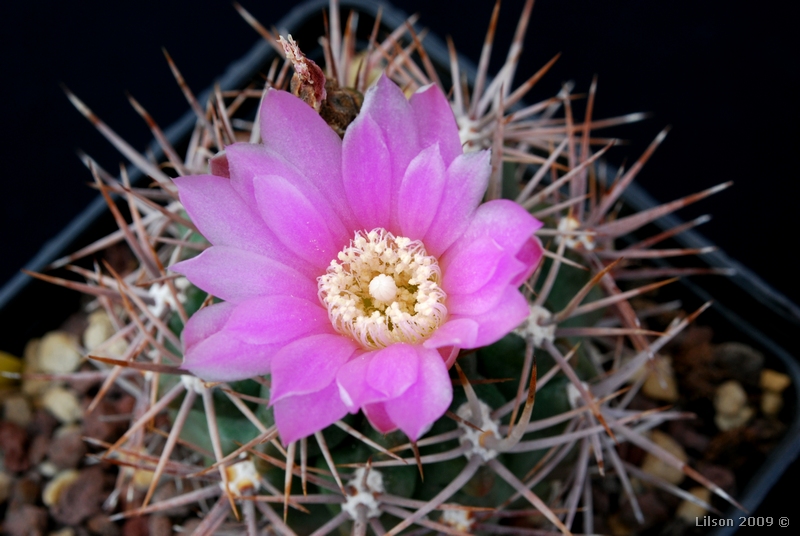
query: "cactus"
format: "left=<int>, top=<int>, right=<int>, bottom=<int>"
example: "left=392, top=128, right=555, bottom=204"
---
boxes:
left=21, top=1, right=743, bottom=534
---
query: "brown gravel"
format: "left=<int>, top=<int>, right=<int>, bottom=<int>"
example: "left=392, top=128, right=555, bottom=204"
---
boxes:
left=9, top=474, right=42, bottom=506
left=149, top=515, right=174, bottom=536
left=0, top=421, right=30, bottom=473
left=87, top=513, right=123, bottom=536
left=51, top=466, right=109, bottom=525
left=122, top=515, right=150, bottom=536
left=48, top=429, right=88, bottom=470
left=2, top=503, right=49, bottom=536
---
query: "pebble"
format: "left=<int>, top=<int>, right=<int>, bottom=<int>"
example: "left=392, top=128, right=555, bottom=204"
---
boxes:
left=714, top=380, right=747, bottom=415
left=714, top=380, right=754, bottom=431
left=0, top=471, right=11, bottom=503
left=28, top=408, right=58, bottom=438
left=641, top=356, right=680, bottom=402
left=131, top=464, right=155, bottom=491
left=82, top=398, right=126, bottom=442
left=28, top=433, right=51, bottom=467
left=606, top=513, right=631, bottom=536
left=42, top=469, right=80, bottom=507
left=715, top=407, right=755, bottom=431
left=675, top=486, right=712, bottom=521
left=83, top=310, right=113, bottom=350
left=0, top=350, right=23, bottom=386
left=38, top=461, right=59, bottom=478
left=756, top=369, right=791, bottom=417
left=761, top=390, right=783, bottom=416
left=152, top=480, right=191, bottom=517
left=83, top=310, right=127, bottom=357
left=10, top=474, right=41, bottom=504
left=22, top=338, right=49, bottom=397
left=37, top=331, right=82, bottom=374
left=713, top=342, right=764, bottom=386
left=122, top=515, right=149, bottom=536
left=0, top=421, right=30, bottom=473
left=49, top=529, right=76, bottom=536
left=620, top=489, right=670, bottom=529
left=3, top=394, right=32, bottom=428
left=51, top=466, right=106, bottom=525
left=179, top=519, right=203, bottom=533
left=640, top=430, right=688, bottom=485
left=3, top=504, right=48, bottom=536
left=41, top=386, right=83, bottom=424
left=150, top=515, right=174, bottom=536
left=88, top=513, right=122, bottom=536
left=760, top=369, right=791, bottom=393
left=47, top=426, right=87, bottom=469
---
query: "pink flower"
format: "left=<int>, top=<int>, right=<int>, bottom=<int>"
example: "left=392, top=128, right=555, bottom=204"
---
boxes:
left=172, top=75, right=543, bottom=444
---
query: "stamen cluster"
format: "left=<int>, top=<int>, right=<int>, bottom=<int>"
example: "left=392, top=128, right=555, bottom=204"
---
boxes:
left=318, top=229, right=447, bottom=349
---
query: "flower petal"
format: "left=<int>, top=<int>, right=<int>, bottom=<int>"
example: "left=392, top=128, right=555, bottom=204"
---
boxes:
left=447, top=199, right=543, bottom=258
left=423, top=151, right=491, bottom=256
left=439, top=346, right=461, bottom=369
left=440, top=198, right=544, bottom=315
left=442, top=236, right=505, bottom=295
left=347, top=74, right=421, bottom=230
left=366, top=344, right=419, bottom=399
left=397, top=143, right=447, bottom=239
left=512, top=237, right=544, bottom=286
left=446, top=253, right=526, bottom=316
left=226, top=143, right=354, bottom=235
left=336, top=354, right=387, bottom=412
left=270, top=334, right=357, bottom=403
left=480, top=200, right=544, bottom=249
left=209, top=151, right=229, bottom=178
left=410, top=84, right=462, bottom=166
left=342, top=113, right=392, bottom=230
left=223, top=295, right=331, bottom=345
left=272, top=382, right=348, bottom=445
left=453, top=285, right=531, bottom=348
left=171, top=246, right=317, bottom=304
left=174, top=175, right=309, bottom=271
left=423, top=318, right=479, bottom=350
left=258, top=89, right=356, bottom=228
left=383, top=348, right=452, bottom=440
left=181, top=328, right=278, bottom=381
left=182, top=301, right=235, bottom=352
left=360, top=75, right=420, bottom=187
left=254, top=175, right=342, bottom=269
left=362, top=402, right=397, bottom=434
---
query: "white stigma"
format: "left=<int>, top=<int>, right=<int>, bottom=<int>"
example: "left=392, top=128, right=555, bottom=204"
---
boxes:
left=318, top=229, right=447, bottom=349
left=368, top=274, right=397, bottom=303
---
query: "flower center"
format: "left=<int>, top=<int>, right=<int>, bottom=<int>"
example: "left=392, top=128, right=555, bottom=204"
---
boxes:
left=317, top=229, right=447, bottom=349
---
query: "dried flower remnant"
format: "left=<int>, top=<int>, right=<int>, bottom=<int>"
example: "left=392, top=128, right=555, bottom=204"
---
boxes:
left=280, top=34, right=363, bottom=137
left=171, top=74, right=543, bottom=444
left=279, top=35, right=327, bottom=112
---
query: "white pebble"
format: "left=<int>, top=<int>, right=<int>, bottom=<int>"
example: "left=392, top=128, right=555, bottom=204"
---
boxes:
left=640, top=430, right=687, bottom=485
left=41, top=387, right=83, bottom=424
left=3, top=395, right=32, bottom=427
left=42, top=469, right=80, bottom=507
left=675, top=486, right=712, bottom=522
left=714, top=380, right=747, bottom=416
left=38, top=331, right=81, bottom=374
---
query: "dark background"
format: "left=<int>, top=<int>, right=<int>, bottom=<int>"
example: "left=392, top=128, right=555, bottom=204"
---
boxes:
left=3, top=0, right=796, bottom=519
left=2, top=0, right=797, bottom=303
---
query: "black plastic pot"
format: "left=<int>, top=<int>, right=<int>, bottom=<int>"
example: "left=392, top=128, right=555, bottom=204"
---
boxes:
left=2, top=1, right=797, bottom=533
